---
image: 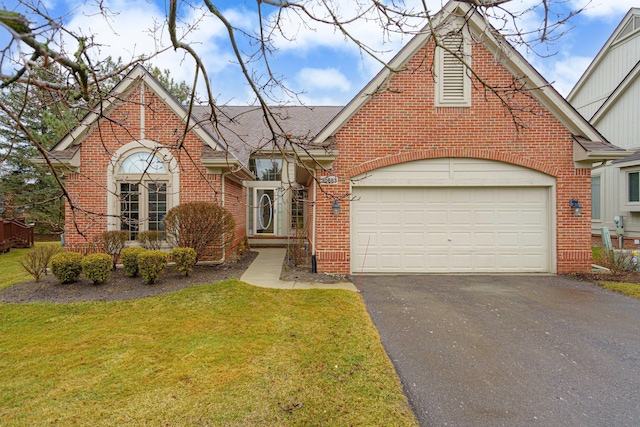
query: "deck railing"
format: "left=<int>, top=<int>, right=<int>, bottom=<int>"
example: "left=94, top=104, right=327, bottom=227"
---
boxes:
left=0, top=219, right=35, bottom=252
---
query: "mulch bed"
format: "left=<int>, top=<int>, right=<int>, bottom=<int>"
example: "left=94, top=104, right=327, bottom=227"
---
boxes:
left=0, top=251, right=258, bottom=304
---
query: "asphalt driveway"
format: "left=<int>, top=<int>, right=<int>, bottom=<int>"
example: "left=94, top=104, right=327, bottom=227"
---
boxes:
left=358, top=275, right=640, bottom=426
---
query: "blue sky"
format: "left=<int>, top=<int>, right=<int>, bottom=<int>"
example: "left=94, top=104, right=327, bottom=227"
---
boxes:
left=5, top=0, right=640, bottom=104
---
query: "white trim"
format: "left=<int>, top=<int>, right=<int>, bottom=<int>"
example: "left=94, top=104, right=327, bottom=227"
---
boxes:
left=590, top=61, right=640, bottom=125
left=568, top=8, right=640, bottom=102
left=106, top=140, right=180, bottom=231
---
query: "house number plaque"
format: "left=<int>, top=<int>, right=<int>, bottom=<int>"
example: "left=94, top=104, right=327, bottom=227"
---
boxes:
left=320, top=176, right=338, bottom=184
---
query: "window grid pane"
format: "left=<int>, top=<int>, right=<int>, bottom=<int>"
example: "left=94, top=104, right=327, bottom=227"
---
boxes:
left=148, top=182, right=167, bottom=232
left=120, top=183, right=139, bottom=240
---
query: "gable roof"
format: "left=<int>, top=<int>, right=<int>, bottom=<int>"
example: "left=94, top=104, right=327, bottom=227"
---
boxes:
left=48, top=65, right=341, bottom=173
left=568, top=8, right=640, bottom=106
left=313, top=0, right=628, bottom=164
left=47, top=65, right=253, bottom=177
left=52, top=65, right=219, bottom=152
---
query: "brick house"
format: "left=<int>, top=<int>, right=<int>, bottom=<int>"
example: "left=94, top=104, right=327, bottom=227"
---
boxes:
left=47, top=1, right=627, bottom=274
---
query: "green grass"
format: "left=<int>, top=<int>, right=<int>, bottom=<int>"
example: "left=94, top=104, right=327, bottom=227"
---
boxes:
left=0, top=279, right=417, bottom=426
left=0, top=242, right=61, bottom=291
left=600, top=282, right=640, bottom=300
left=592, top=246, right=605, bottom=262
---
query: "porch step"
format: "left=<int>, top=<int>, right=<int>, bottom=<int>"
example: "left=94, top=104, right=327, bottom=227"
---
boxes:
left=248, top=236, right=304, bottom=248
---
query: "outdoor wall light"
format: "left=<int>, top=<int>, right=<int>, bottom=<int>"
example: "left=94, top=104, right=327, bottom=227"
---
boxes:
left=332, top=199, right=341, bottom=216
left=570, top=198, right=583, bottom=217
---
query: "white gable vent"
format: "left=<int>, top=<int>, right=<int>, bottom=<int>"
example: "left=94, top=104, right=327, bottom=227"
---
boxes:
left=616, top=15, right=640, bottom=43
left=435, top=32, right=471, bottom=107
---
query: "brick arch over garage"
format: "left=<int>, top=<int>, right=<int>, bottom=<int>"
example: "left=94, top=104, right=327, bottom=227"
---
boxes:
left=345, top=148, right=559, bottom=178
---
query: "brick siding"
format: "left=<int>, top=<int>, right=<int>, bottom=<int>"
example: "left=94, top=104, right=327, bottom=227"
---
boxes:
left=64, top=82, right=246, bottom=258
left=313, top=40, right=591, bottom=274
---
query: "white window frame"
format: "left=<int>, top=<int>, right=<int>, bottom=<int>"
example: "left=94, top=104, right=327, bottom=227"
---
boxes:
left=106, top=141, right=180, bottom=236
left=117, top=179, right=169, bottom=240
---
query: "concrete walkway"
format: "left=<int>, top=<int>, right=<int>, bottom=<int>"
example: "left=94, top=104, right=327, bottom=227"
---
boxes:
left=240, top=248, right=357, bottom=291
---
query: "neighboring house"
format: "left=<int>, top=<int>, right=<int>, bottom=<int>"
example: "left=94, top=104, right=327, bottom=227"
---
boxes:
left=567, top=8, right=640, bottom=241
left=46, top=1, right=627, bottom=274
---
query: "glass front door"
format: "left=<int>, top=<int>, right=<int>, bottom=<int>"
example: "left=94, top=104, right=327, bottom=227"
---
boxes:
left=255, top=188, right=276, bottom=234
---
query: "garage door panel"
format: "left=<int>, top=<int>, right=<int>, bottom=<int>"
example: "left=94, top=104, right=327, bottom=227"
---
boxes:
left=381, top=232, right=401, bottom=247
left=381, top=254, right=403, bottom=270
left=352, top=186, right=551, bottom=273
left=405, top=232, right=426, bottom=247
left=405, top=210, right=425, bottom=226
left=404, top=254, right=426, bottom=269
left=427, top=232, right=449, bottom=248
left=474, top=232, right=496, bottom=247
left=380, top=210, right=401, bottom=226
left=355, top=232, right=377, bottom=249
left=521, top=232, right=545, bottom=247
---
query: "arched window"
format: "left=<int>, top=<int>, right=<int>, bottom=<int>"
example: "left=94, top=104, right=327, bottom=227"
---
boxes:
left=119, top=152, right=167, bottom=174
left=116, top=151, right=171, bottom=240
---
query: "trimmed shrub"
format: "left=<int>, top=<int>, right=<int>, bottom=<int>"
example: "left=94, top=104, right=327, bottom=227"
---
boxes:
left=164, top=201, right=235, bottom=262
left=101, top=230, right=130, bottom=270
left=138, top=250, right=169, bottom=284
left=82, top=253, right=112, bottom=285
left=136, top=230, right=164, bottom=250
left=171, top=247, right=197, bottom=276
left=121, top=247, right=147, bottom=277
left=51, top=252, right=83, bottom=284
left=18, top=245, right=61, bottom=282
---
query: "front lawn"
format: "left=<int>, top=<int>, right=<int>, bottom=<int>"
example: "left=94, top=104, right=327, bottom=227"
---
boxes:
left=0, top=279, right=417, bottom=425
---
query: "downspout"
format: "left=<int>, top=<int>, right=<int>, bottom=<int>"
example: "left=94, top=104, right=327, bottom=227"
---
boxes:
left=211, top=172, right=230, bottom=264
left=311, top=175, right=317, bottom=273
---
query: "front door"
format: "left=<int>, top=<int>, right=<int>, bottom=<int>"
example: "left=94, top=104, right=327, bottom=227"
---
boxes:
left=255, top=188, right=276, bottom=234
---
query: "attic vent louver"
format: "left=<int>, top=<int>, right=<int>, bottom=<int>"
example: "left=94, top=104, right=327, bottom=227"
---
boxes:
left=436, top=32, right=471, bottom=106
left=616, top=15, right=640, bottom=42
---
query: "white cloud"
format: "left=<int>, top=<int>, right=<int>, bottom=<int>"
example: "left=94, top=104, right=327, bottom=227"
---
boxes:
left=569, top=0, right=640, bottom=20
left=295, top=68, right=351, bottom=92
left=61, top=0, right=243, bottom=98
left=267, top=1, right=443, bottom=68
left=533, top=54, right=593, bottom=96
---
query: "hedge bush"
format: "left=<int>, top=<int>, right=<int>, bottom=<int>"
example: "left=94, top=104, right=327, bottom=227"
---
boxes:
left=171, top=247, right=197, bottom=276
left=121, top=247, right=147, bottom=277
left=136, top=231, right=164, bottom=250
left=51, top=252, right=83, bottom=284
left=82, top=253, right=112, bottom=285
left=138, top=250, right=169, bottom=284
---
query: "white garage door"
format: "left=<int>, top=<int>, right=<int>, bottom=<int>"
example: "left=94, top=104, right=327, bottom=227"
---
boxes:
left=350, top=159, right=555, bottom=274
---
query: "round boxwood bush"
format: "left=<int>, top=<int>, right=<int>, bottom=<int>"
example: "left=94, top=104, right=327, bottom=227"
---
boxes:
left=171, top=247, right=197, bottom=276
left=138, top=250, right=169, bottom=284
left=121, top=247, right=148, bottom=277
left=51, top=252, right=83, bottom=284
left=82, top=253, right=112, bottom=285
